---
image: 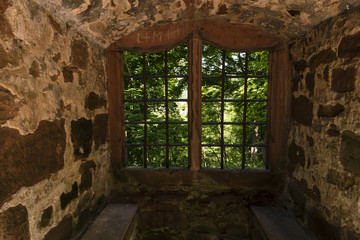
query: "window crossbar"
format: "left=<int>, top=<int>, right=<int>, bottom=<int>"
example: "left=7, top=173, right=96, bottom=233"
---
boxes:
left=201, top=99, right=267, bottom=103
left=202, top=121, right=266, bottom=125
left=202, top=144, right=265, bottom=147
left=125, top=99, right=187, bottom=103
left=202, top=74, right=268, bottom=79
left=124, top=74, right=187, bottom=79
left=125, top=121, right=187, bottom=125
left=127, top=143, right=188, bottom=147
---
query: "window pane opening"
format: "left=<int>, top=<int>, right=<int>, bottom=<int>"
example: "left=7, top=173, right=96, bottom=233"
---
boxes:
left=124, top=42, right=189, bottom=168
left=201, top=42, right=269, bottom=169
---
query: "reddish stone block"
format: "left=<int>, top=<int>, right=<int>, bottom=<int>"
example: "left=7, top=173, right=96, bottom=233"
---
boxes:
left=85, top=92, right=107, bottom=110
left=71, top=118, right=92, bottom=158
left=309, top=48, right=336, bottom=70
left=331, top=67, right=356, bottom=93
left=292, top=95, right=313, bottom=126
left=0, top=86, right=20, bottom=124
left=0, top=119, right=66, bottom=205
left=93, top=114, right=108, bottom=150
left=317, top=103, right=345, bottom=117
left=43, top=215, right=73, bottom=240
left=0, top=205, right=30, bottom=240
left=338, top=32, right=360, bottom=59
left=71, top=39, right=89, bottom=69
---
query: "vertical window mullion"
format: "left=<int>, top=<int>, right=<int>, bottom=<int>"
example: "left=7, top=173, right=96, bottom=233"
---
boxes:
left=220, top=50, right=226, bottom=169
left=165, top=51, right=170, bottom=168
left=143, top=53, right=148, bottom=168
left=242, top=53, right=249, bottom=169
left=188, top=32, right=202, bottom=171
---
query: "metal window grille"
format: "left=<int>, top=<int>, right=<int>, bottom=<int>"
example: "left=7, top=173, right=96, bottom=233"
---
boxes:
left=124, top=49, right=188, bottom=168
left=124, top=44, right=269, bottom=169
left=201, top=46, right=269, bottom=169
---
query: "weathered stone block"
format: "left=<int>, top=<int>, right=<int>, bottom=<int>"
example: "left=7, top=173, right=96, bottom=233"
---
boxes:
left=340, top=131, right=360, bottom=176
left=305, top=72, right=315, bottom=95
left=79, top=160, right=96, bottom=193
left=0, top=0, right=12, bottom=37
left=39, top=206, right=53, bottom=228
left=338, top=32, right=360, bottom=59
left=326, top=169, right=354, bottom=190
left=0, top=119, right=66, bottom=205
left=326, top=128, right=340, bottom=137
left=71, top=118, right=92, bottom=158
left=85, top=92, right=107, bottom=110
left=294, top=60, right=307, bottom=73
left=29, top=60, right=40, bottom=78
left=60, top=182, right=79, bottom=209
left=0, top=205, right=30, bottom=240
left=0, top=86, right=20, bottom=124
left=323, top=65, right=329, bottom=82
left=0, top=44, right=19, bottom=68
left=43, top=215, right=73, bottom=240
left=317, top=103, right=344, bottom=117
left=48, top=14, right=64, bottom=35
left=309, top=48, right=336, bottom=70
left=331, top=67, right=356, bottom=93
left=288, top=141, right=305, bottom=169
left=62, top=66, right=75, bottom=83
left=71, top=39, right=89, bottom=69
left=292, top=95, right=313, bottom=126
left=93, top=114, right=108, bottom=150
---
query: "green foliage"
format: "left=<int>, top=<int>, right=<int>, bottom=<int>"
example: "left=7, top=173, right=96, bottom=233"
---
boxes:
left=124, top=42, right=269, bottom=169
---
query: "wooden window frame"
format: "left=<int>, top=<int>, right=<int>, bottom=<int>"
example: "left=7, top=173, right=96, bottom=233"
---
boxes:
left=107, top=20, right=291, bottom=172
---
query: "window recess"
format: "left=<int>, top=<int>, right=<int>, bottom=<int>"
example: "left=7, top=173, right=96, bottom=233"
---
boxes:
left=107, top=20, right=290, bottom=171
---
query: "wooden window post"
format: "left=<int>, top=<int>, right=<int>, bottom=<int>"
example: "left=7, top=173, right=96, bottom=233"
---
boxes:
left=188, top=31, right=202, bottom=170
left=107, top=45, right=127, bottom=168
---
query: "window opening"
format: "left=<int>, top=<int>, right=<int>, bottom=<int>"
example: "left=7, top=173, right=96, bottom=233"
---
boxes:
left=201, top=42, right=269, bottom=169
left=124, top=43, right=189, bottom=168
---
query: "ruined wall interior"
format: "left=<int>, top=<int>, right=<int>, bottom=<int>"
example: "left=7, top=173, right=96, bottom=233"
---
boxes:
left=1, top=0, right=360, bottom=239
left=288, top=8, right=360, bottom=240
left=0, top=0, right=110, bottom=239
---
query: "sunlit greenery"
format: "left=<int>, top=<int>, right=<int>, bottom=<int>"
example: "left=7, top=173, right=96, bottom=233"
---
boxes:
left=124, top=42, right=269, bottom=169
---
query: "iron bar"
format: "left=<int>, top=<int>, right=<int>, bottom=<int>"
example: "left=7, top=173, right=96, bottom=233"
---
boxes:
left=125, top=99, right=187, bottom=103
left=127, top=143, right=188, bottom=147
left=202, top=121, right=266, bottom=125
left=220, top=50, right=226, bottom=169
left=202, top=74, right=268, bottom=79
left=143, top=53, right=148, bottom=168
left=201, top=99, right=267, bottom=103
left=124, top=74, right=187, bottom=79
left=202, top=143, right=265, bottom=147
left=242, top=53, right=249, bottom=169
left=165, top=51, right=170, bottom=168
left=125, top=121, right=188, bottom=125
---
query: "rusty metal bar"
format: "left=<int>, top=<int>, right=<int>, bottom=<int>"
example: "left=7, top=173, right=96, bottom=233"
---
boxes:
left=202, top=121, right=266, bottom=125
left=165, top=51, right=170, bottom=168
left=143, top=53, right=148, bottom=168
left=220, top=50, right=226, bottom=169
left=124, top=74, right=187, bottom=78
left=242, top=53, right=249, bottom=169
left=125, top=99, right=187, bottom=102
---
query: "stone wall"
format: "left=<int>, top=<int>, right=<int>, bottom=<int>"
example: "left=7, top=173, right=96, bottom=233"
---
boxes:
left=287, top=8, right=360, bottom=240
left=0, top=0, right=110, bottom=239
left=112, top=169, right=278, bottom=240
